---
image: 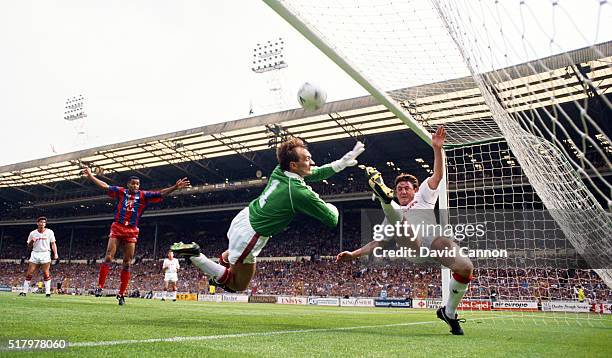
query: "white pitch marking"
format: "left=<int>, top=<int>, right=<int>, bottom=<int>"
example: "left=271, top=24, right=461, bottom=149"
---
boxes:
left=70, top=315, right=513, bottom=348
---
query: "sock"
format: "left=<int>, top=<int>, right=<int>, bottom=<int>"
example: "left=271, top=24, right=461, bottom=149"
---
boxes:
left=98, top=262, right=111, bottom=288
left=218, top=253, right=230, bottom=268
left=172, top=289, right=177, bottom=300
left=162, top=290, right=167, bottom=300
left=445, top=273, right=471, bottom=317
left=190, top=254, right=226, bottom=279
left=44, top=279, right=51, bottom=294
left=23, top=280, right=30, bottom=293
left=381, top=201, right=402, bottom=223
left=119, top=269, right=130, bottom=296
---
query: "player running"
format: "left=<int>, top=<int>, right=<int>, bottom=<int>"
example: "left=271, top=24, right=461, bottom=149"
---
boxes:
left=83, top=166, right=190, bottom=305
left=162, top=250, right=180, bottom=301
left=171, top=138, right=365, bottom=293
left=20, top=217, right=58, bottom=297
left=336, top=126, right=474, bottom=335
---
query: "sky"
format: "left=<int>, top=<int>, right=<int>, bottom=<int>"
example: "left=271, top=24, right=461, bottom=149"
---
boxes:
left=0, top=0, right=367, bottom=166
left=0, top=0, right=610, bottom=167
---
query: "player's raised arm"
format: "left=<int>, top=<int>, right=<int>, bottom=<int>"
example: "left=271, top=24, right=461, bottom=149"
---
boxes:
left=305, top=141, right=365, bottom=182
left=82, top=166, right=110, bottom=190
left=428, top=126, right=446, bottom=190
left=159, top=177, right=191, bottom=197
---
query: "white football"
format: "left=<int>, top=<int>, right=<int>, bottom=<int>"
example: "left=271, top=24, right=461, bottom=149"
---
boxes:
left=297, top=82, right=327, bottom=111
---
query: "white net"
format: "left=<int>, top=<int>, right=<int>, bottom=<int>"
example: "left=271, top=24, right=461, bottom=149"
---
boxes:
left=447, top=140, right=610, bottom=322
left=264, top=0, right=612, bottom=320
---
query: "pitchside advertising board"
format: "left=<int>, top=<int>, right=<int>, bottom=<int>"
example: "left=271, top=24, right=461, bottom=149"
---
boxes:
left=492, top=301, right=538, bottom=312
left=340, top=298, right=375, bottom=307
left=198, top=294, right=222, bottom=302
left=250, top=295, right=278, bottom=304
left=222, top=294, right=249, bottom=303
left=152, top=292, right=197, bottom=300
left=412, top=299, right=442, bottom=309
left=374, top=299, right=411, bottom=308
left=542, top=301, right=591, bottom=313
left=592, top=303, right=612, bottom=314
left=457, top=300, right=492, bottom=311
left=277, top=296, right=308, bottom=305
left=176, top=293, right=197, bottom=301
left=308, top=297, right=340, bottom=306
left=152, top=292, right=164, bottom=299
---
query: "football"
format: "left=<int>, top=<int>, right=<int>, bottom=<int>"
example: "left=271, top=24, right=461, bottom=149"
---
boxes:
left=297, top=82, right=326, bottom=111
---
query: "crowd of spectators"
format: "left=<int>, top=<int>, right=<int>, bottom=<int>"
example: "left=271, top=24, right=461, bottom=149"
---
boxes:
left=1, top=259, right=609, bottom=302
left=0, top=213, right=363, bottom=261
left=0, top=169, right=372, bottom=222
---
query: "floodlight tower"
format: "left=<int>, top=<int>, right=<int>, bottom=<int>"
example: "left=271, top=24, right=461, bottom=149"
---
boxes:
left=251, top=38, right=288, bottom=114
left=64, top=94, right=88, bottom=148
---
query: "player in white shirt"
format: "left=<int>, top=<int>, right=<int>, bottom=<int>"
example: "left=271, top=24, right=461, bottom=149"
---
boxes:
left=20, top=217, right=58, bottom=297
left=336, top=126, right=474, bottom=335
left=162, top=250, right=180, bottom=301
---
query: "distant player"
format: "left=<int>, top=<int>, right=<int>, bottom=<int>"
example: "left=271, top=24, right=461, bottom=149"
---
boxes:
left=20, top=217, right=58, bottom=297
left=577, top=286, right=586, bottom=303
left=172, top=138, right=365, bottom=292
left=83, top=166, right=190, bottom=305
left=162, top=250, right=180, bottom=301
left=336, top=126, right=474, bottom=335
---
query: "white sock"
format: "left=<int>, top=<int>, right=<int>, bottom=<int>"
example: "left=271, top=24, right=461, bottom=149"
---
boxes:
left=190, top=254, right=226, bottom=279
left=381, top=201, right=402, bottom=223
left=445, top=276, right=469, bottom=317
left=44, top=280, right=51, bottom=295
left=23, top=280, right=30, bottom=293
left=162, top=291, right=167, bottom=299
left=172, top=291, right=177, bottom=300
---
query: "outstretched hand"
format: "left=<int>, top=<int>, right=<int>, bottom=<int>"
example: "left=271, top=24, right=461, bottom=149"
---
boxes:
left=432, top=126, right=446, bottom=150
left=332, top=141, right=365, bottom=172
left=175, top=177, right=191, bottom=189
left=82, top=166, right=92, bottom=177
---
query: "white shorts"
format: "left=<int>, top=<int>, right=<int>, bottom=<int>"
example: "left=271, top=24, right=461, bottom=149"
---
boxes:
left=164, top=273, right=178, bottom=282
left=29, top=251, right=51, bottom=265
left=227, top=207, right=269, bottom=264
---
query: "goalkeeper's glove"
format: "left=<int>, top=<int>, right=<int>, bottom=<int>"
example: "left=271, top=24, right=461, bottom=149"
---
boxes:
left=331, top=141, right=365, bottom=172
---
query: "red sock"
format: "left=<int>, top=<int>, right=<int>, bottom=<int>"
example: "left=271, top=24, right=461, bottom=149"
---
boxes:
left=119, top=269, right=130, bottom=296
left=98, top=263, right=110, bottom=288
left=452, top=272, right=473, bottom=284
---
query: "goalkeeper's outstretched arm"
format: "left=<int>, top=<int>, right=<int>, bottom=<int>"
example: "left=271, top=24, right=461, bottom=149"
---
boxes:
left=305, top=141, right=365, bottom=182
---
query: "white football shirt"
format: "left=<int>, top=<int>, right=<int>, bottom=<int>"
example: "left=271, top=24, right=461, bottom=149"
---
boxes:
left=27, top=229, right=56, bottom=252
left=163, top=258, right=180, bottom=274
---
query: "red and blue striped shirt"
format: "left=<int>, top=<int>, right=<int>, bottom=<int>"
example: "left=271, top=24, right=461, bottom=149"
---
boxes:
left=107, top=186, right=163, bottom=228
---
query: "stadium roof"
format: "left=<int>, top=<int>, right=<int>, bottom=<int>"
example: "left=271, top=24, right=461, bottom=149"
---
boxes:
left=1, top=41, right=610, bottom=191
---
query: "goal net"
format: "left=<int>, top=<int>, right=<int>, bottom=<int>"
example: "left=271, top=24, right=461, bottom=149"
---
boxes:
left=263, top=0, right=612, bottom=321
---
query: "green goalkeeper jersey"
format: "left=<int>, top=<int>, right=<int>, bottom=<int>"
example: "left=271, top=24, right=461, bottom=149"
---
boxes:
left=248, top=164, right=339, bottom=237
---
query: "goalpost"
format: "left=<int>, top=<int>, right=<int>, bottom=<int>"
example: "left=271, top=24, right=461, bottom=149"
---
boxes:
left=263, top=0, right=612, bottom=321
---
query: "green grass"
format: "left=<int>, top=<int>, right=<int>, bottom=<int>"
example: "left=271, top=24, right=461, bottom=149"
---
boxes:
left=0, top=293, right=610, bottom=357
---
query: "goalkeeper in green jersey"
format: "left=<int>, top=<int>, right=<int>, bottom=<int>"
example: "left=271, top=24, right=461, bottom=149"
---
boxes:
left=171, top=137, right=365, bottom=292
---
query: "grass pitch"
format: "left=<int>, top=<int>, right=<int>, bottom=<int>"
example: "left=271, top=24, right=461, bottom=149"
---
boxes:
left=0, top=293, right=610, bottom=357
